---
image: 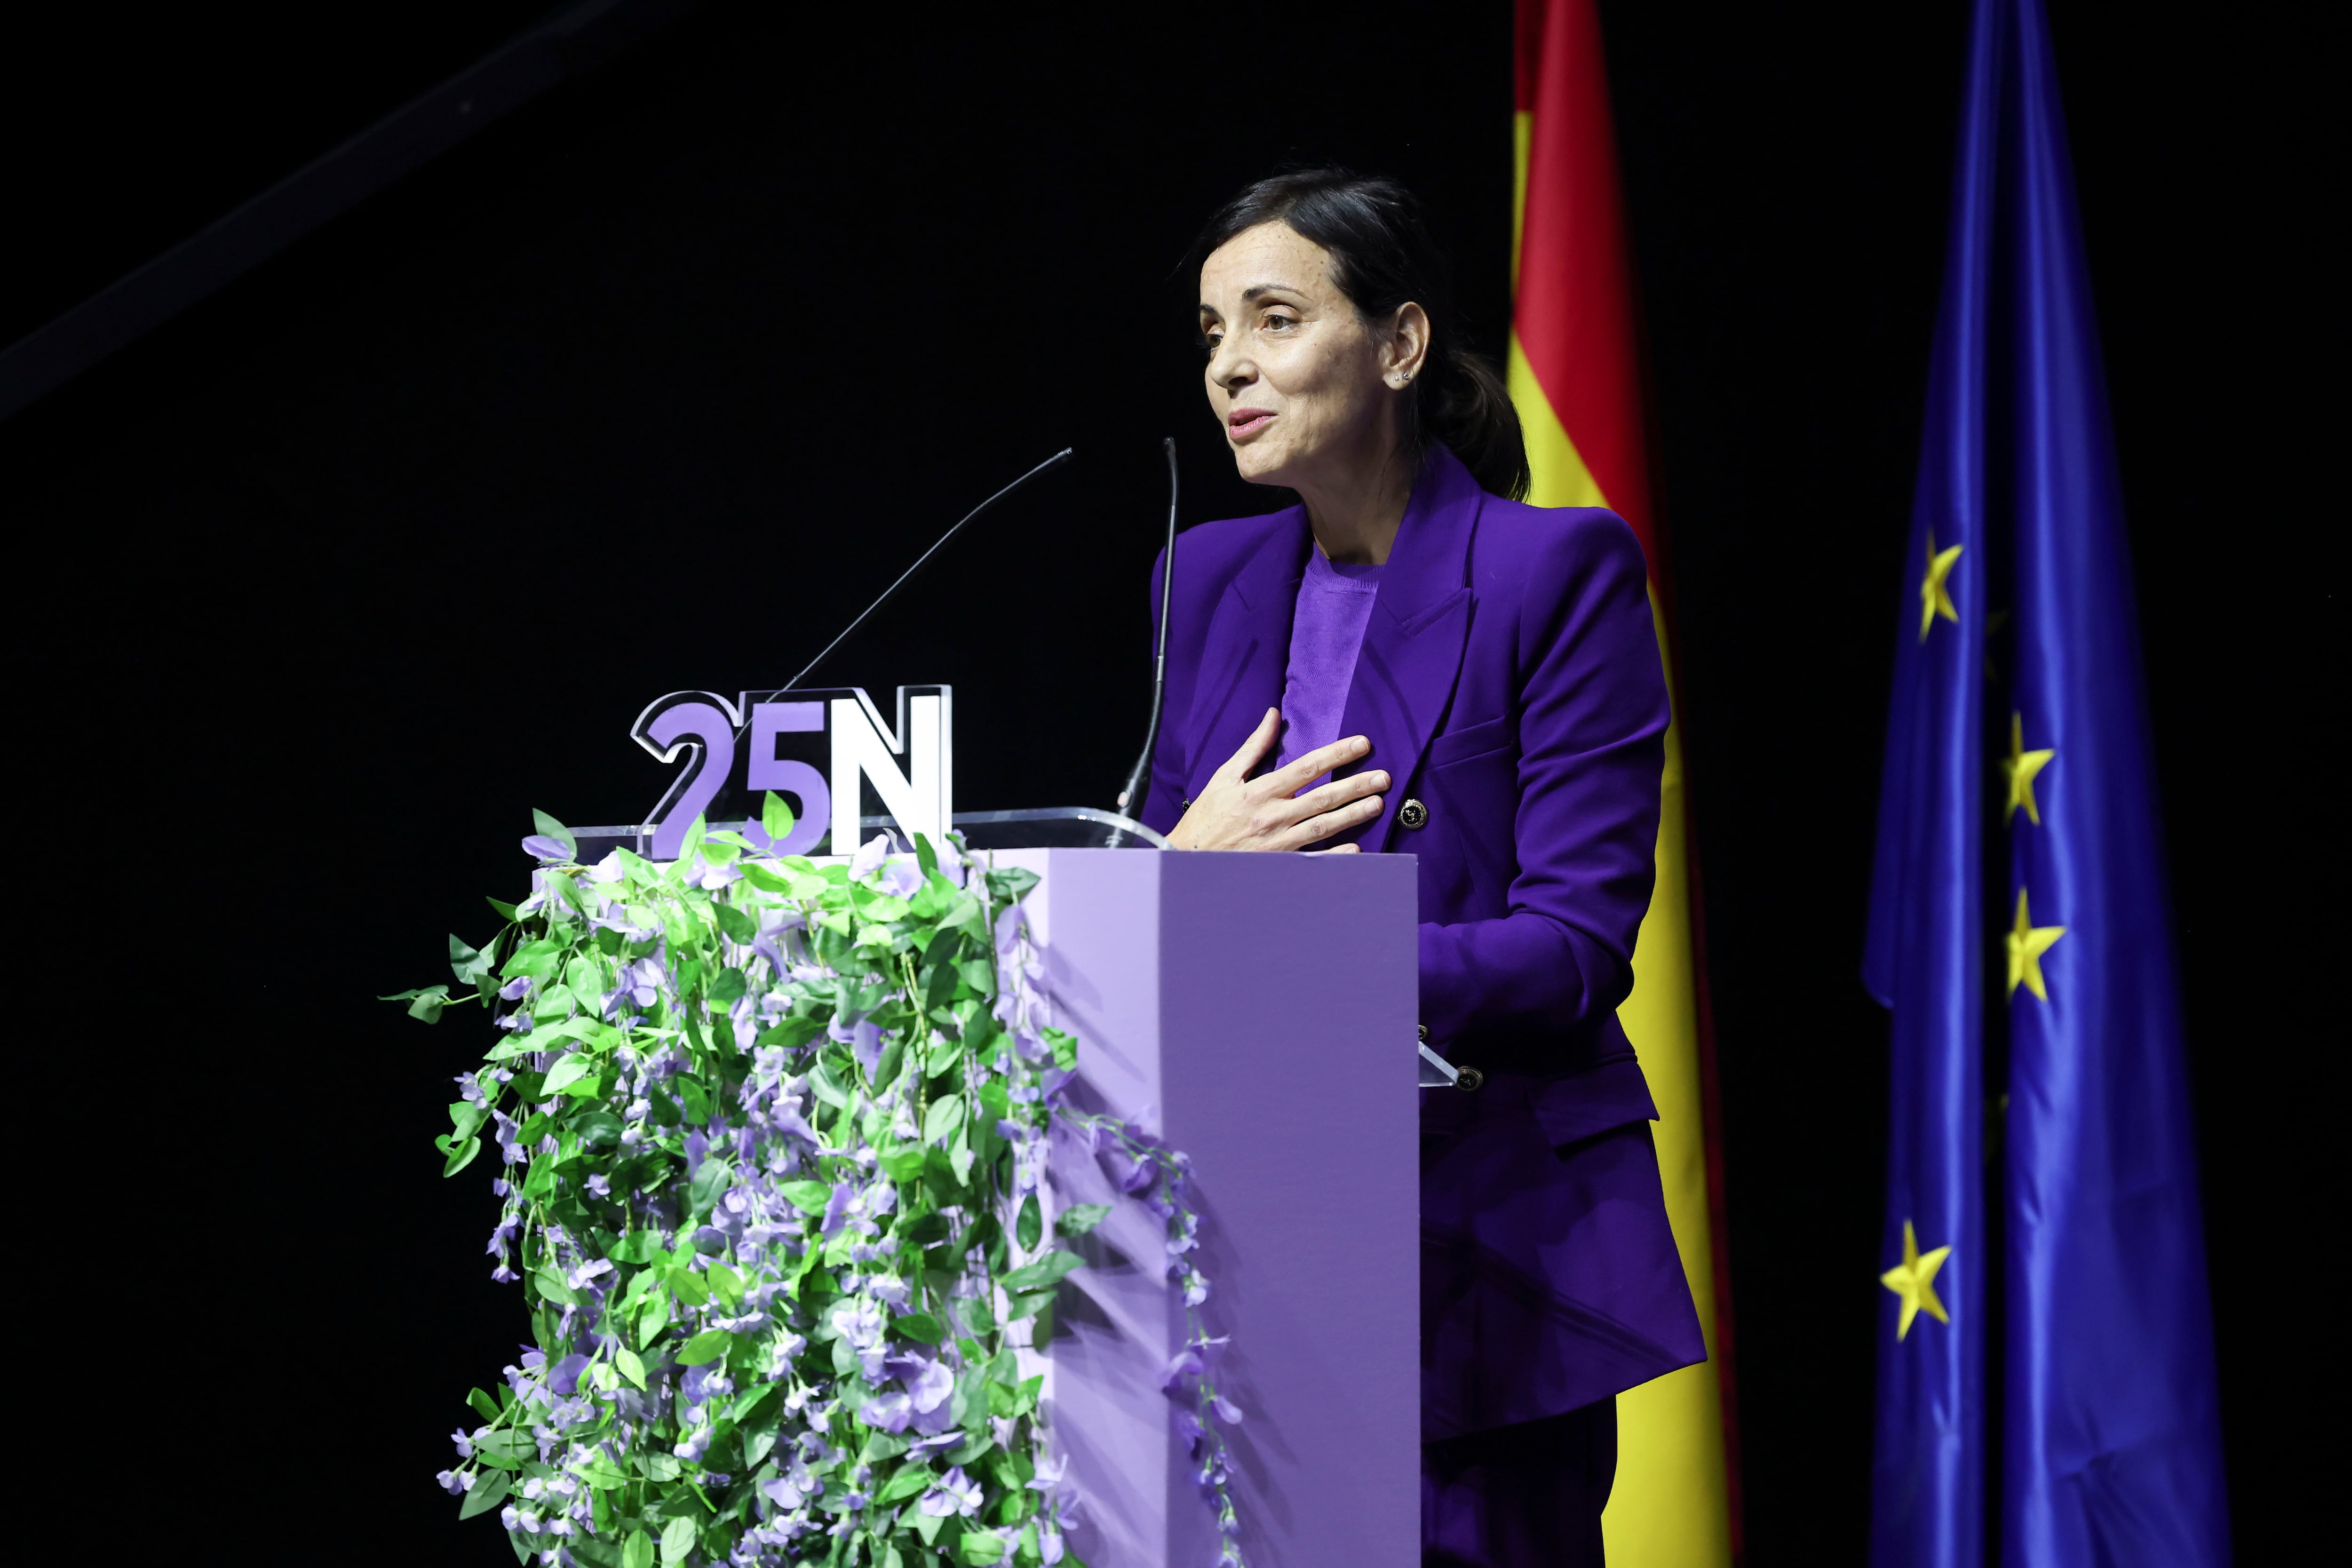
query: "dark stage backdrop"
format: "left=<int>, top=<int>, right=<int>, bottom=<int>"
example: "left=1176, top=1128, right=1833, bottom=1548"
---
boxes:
left=7, top=2, right=2322, bottom=1561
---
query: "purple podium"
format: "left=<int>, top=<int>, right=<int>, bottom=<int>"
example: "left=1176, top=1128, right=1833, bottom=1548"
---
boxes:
left=1000, top=849, right=1420, bottom=1567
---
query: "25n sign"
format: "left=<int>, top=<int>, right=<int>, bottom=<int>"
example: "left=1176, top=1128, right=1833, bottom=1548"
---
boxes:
left=630, top=685, right=951, bottom=860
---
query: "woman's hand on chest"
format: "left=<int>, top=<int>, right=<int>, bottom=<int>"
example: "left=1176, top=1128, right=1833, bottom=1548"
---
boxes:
left=1165, top=707, right=1391, bottom=853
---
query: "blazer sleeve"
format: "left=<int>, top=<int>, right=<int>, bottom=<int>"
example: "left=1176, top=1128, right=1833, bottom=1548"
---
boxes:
left=1417, top=513, right=1669, bottom=1045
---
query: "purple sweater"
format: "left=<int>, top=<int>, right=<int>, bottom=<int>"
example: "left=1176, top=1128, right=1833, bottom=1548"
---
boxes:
left=1274, top=548, right=1384, bottom=784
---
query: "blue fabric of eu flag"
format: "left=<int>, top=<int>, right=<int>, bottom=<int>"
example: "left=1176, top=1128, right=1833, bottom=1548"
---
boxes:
left=1864, top=1, right=2231, bottom=1564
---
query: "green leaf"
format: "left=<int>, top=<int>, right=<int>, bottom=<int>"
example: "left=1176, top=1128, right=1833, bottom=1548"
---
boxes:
left=540, top=1054, right=596, bottom=1096
left=1054, top=1203, right=1112, bottom=1238
left=457, top=1468, right=512, bottom=1520
left=615, top=1345, right=647, bottom=1389
left=808, top=1062, right=850, bottom=1109
left=925, top=1032, right=964, bottom=1077
left=467, top=1387, right=501, bottom=1423
left=1003, top=1290, right=1056, bottom=1322
left=676, top=1329, right=732, bottom=1365
left=779, top=1179, right=832, bottom=1216
left=1016, top=1194, right=1042, bottom=1251
left=474, top=1429, right=536, bottom=1463
left=739, top=860, right=793, bottom=893
left=448, top=1100, right=488, bottom=1138
left=876, top=1463, right=935, bottom=1505
left=892, top=1311, right=944, bottom=1345
left=572, top=1110, right=624, bottom=1148
left=487, top=895, right=521, bottom=922
left=762, top=790, right=797, bottom=844
left=378, top=984, right=451, bottom=1023
left=666, top=1266, right=710, bottom=1307
left=634, top=1292, right=670, bottom=1349
left=439, top=1135, right=481, bottom=1177
left=533, top=1268, right=579, bottom=1307
left=680, top=813, right=708, bottom=864
left=1044, top=1027, right=1079, bottom=1071
left=620, top=1528, right=655, bottom=1568
left=960, top=1529, right=1010, bottom=1565
left=578, top=1453, right=629, bottom=1490
left=997, top=1250, right=1085, bottom=1295
left=728, top=1381, right=781, bottom=1425
left=532, top=809, right=578, bottom=858
left=898, top=1210, right=952, bottom=1247
left=923, top=1095, right=966, bottom=1147
left=985, top=866, right=1041, bottom=904
left=660, top=1515, right=699, bottom=1564
left=690, top=1156, right=734, bottom=1217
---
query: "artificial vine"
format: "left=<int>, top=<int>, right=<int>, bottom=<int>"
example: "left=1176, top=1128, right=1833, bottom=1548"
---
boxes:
left=390, top=799, right=1247, bottom=1568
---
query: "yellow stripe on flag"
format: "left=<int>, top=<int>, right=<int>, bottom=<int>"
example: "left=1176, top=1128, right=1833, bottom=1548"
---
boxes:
left=1514, top=28, right=1734, bottom=1555
left=1514, top=314, right=1733, bottom=1568
left=1608, top=607, right=1732, bottom=1567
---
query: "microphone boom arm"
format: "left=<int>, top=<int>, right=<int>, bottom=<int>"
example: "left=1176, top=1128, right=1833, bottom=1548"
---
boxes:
left=1112, top=438, right=1179, bottom=827
left=781, top=446, right=1075, bottom=693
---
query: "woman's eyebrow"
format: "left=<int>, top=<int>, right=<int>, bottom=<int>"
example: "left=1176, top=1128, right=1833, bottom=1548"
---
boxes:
left=1239, top=284, right=1302, bottom=302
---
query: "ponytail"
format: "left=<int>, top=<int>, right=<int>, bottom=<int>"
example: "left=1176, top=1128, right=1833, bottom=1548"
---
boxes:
left=1193, top=169, right=1532, bottom=502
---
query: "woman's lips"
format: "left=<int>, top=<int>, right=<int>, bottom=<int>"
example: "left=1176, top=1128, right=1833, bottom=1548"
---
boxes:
left=1227, top=409, right=1274, bottom=440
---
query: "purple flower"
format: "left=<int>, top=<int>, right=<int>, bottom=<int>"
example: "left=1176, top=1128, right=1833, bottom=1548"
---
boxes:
left=849, top=835, right=892, bottom=880
left=588, top=851, right=625, bottom=884
left=1160, top=1335, right=1230, bottom=1391
left=876, top=857, right=924, bottom=899
left=904, top=1356, right=955, bottom=1415
left=435, top=1468, right=469, bottom=1495
left=585, top=1172, right=610, bottom=1198
left=828, top=1014, right=886, bottom=1076
left=522, top=835, right=572, bottom=864
left=861, top=1390, right=913, bottom=1433
left=548, top=1353, right=591, bottom=1398
left=919, top=1466, right=984, bottom=1518
left=819, top=1182, right=856, bottom=1238
left=683, top=856, right=739, bottom=890
left=564, top=1259, right=614, bottom=1293
left=450, top=1428, right=474, bottom=1458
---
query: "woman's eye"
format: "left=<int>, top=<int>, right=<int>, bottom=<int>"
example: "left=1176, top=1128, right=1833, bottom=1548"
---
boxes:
left=1262, top=312, right=1296, bottom=331
left=1202, top=331, right=1223, bottom=355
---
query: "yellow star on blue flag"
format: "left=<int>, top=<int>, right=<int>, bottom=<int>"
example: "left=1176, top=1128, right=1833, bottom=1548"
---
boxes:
left=1880, top=1219, right=1952, bottom=1340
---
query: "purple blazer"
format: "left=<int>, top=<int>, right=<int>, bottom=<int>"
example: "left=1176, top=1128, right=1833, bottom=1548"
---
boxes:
left=1140, top=445, right=1706, bottom=1440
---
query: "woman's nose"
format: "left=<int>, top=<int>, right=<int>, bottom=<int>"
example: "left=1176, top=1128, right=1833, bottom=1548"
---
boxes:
left=1207, top=340, right=1255, bottom=391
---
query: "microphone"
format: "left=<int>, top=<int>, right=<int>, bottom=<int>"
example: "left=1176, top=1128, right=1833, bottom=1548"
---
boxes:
left=781, top=446, right=1075, bottom=692
left=1110, top=438, right=1179, bottom=835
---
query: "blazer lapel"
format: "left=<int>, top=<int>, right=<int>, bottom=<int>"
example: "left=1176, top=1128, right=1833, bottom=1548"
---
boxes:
left=1336, top=448, right=1481, bottom=850
left=1184, top=509, right=1309, bottom=799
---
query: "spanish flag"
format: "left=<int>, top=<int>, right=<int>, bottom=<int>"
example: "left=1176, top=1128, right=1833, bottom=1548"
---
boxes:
left=1510, top=0, right=1739, bottom=1560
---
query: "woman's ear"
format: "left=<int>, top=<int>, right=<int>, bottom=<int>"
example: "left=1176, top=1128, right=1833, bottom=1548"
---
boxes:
left=1384, top=302, right=1432, bottom=389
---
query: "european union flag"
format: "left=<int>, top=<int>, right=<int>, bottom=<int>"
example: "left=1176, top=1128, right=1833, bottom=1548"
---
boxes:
left=1863, top=1, right=2232, bottom=1565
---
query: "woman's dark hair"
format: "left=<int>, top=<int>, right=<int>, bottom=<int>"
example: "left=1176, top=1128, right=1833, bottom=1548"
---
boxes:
left=1193, top=168, right=1530, bottom=501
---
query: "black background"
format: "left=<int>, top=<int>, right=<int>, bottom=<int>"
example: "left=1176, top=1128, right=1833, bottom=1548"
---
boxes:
left=8, top=2, right=2324, bottom=1561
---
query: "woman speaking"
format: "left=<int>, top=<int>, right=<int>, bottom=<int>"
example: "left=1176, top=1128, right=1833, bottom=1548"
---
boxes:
left=1138, top=171, right=1706, bottom=1566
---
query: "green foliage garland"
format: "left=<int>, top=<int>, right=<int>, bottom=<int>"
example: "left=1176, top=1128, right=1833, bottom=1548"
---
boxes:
left=388, top=798, right=1244, bottom=1568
